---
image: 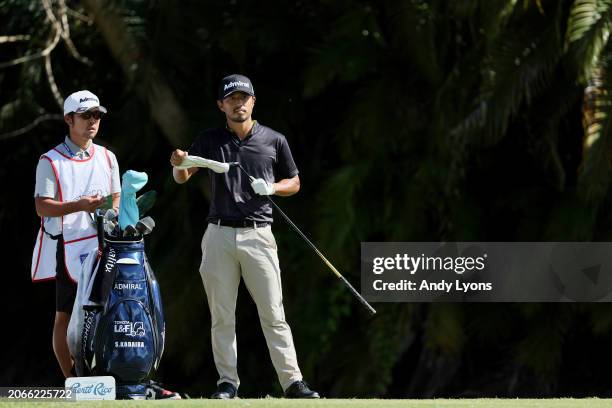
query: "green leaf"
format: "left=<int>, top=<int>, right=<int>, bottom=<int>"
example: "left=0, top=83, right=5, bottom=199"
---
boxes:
left=565, top=0, right=612, bottom=81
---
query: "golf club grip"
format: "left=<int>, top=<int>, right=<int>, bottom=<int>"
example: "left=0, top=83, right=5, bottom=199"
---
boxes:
left=339, top=275, right=377, bottom=316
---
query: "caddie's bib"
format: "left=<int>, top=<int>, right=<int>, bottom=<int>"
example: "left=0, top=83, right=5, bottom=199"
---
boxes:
left=31, top=144, right=112, bottom=282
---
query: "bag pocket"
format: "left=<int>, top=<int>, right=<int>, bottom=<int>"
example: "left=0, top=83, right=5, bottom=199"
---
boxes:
left=94, top=299, right=156, bottom=383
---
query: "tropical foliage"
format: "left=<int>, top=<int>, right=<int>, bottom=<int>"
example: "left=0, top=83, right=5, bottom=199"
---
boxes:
left=2, top=0, right=612, bottom=398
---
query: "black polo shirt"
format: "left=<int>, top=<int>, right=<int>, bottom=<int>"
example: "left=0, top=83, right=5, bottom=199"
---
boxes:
left=188, top=122, right=299, bottom=223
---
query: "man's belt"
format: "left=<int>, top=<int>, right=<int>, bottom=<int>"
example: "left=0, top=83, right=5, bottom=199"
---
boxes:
left=211, top=219, right=270, bottom=228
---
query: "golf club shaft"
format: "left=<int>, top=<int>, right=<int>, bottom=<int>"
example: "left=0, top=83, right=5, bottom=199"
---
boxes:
left=237, top=165, right=376, bottom=315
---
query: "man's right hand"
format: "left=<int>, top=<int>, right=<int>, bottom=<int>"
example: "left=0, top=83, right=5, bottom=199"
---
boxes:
left=171, top=149, right=198, bottom=184
left=170, top=149, right=187, bottom=167
left=77, top=195, right=105, bottom=213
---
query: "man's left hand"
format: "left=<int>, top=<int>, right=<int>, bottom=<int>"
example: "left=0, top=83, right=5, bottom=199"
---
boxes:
left=251, top=178, right=276, bottom=195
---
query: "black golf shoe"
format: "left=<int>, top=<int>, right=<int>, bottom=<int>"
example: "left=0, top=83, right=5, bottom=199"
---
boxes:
left=284, top=380, right=320, bottom=399
left=211, top=382, right=237, bottom=399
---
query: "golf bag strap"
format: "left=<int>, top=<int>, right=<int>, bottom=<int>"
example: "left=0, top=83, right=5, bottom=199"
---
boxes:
left=42, top=224, right=62, bottom=240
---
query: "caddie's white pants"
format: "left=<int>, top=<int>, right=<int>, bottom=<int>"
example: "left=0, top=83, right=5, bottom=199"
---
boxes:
left=199, top=223, right=303, bottom=391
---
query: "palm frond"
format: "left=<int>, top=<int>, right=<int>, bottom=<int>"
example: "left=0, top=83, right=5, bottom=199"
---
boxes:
left=515, top=305, right=574, bottom=378
left=424, top=304, right=466, bottom=354
left=384, top=0, right=441, bottom=85
left=577, top=63, right=612, bottom=202
left=452, top=2, right=564, bottom=146
left=565, top=0, right=612, bottom=82
left=302, top=6, right=382, bottom=98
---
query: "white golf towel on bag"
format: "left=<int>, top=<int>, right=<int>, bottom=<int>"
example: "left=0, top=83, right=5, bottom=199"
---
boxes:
left=67, top=249, right=102, bottom=364
left=174, top=155, right=230, bottom=173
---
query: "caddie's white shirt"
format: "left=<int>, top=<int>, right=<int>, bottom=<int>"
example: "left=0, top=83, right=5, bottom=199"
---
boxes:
left=31, top=143, right=113, bottom=282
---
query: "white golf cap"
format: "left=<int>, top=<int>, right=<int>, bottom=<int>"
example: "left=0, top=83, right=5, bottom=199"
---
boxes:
left=63, top=90, right=107, bottom=115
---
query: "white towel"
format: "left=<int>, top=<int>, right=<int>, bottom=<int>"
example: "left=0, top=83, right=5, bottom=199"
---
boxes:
left=174, top=155, right=230, bottom=173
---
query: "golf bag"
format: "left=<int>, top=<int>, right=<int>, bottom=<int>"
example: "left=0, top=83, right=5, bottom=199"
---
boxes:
left=68, top=237, right=166, bottom=399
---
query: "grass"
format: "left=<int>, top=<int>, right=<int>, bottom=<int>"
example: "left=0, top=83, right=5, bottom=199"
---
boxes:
left=1, top=399, right=612, bottom=408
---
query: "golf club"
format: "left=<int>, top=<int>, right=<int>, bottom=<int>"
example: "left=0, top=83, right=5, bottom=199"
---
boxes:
left=123, top=224, right=139, bottom=238
left=103, top=209, right=117, bottom=236
left=104, top=219, right=117, bottom=236
left=104, top=208, right=117, bottom=222
left=136, top=216, right=156, bottom=236
left=233, top=162, right=376, bottom=316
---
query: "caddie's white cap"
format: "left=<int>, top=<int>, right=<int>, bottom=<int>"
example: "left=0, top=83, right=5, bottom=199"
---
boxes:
left=63, top=90, right=107, bottom=115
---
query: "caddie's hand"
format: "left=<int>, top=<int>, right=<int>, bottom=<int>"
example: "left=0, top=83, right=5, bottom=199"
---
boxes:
left=170, top=149, right=187, bottom=167
left=250, top=178, right=276, bottom=195
left=78, top=194, right=105, bottom=213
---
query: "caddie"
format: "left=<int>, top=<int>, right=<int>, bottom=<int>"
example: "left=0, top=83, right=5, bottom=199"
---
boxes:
left=31, top=90, right=120, bottom=378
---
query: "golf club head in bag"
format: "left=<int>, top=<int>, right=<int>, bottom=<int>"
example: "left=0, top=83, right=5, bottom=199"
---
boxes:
left=104, top=208, right=117, bottom=222
left=123, top=224, right=139, bottom=238
left=104, top=220, right=118, bottom=237
left=102, top=209, right=118, bottom=237
left=136, top=217, right=155, bottom=236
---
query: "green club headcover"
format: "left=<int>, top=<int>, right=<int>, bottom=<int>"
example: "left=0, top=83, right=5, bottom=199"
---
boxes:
left=137, top=190, right=157, bottom=217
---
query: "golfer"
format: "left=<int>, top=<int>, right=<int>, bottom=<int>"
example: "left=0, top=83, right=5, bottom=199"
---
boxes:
left=31, top=90, right=119, bottom=378
left=170, top=74, right=319, bottom=399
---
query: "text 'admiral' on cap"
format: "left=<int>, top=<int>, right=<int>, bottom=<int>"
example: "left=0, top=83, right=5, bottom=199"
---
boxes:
left=218, top=74, right=255, bottom=100
left=63, top=90, right=107, bottom=115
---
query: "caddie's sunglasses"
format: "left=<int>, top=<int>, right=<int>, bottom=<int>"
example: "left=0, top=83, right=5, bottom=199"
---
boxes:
left=77, top=111, right=104, bottom=120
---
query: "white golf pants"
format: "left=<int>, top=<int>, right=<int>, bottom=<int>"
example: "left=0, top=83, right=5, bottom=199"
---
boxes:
left=199, top=223, right=302, bottom=391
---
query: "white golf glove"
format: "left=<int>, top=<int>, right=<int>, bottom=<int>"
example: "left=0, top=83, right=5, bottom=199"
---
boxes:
left=251, top=178, right=276, bottom=195
left=174, top=155, right=230, bottom=174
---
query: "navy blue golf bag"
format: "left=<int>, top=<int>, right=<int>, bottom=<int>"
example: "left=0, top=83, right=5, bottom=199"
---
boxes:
left=70, top=237, right=166, bottom=399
